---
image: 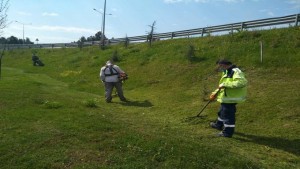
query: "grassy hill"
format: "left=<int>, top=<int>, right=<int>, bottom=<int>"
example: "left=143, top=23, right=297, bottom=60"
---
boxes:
left=0, top=27, right=299, bottom=168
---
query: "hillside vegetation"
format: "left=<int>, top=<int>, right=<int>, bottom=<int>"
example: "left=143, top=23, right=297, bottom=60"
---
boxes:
left=0, top=27, right=300, bottom=168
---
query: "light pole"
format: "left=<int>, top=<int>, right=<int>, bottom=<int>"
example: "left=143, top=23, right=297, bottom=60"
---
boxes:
left=15, top=21, right=31, bottom=44
left=102, top=0, right=107, bottom=48
left=93, top=7, right=112, bottom=48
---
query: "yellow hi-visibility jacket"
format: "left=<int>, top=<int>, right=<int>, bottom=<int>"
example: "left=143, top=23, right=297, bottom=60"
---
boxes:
left=212, top=66, right=247, bottom=103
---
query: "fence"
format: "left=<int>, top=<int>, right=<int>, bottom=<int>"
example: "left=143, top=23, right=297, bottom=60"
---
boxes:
left=1, top=13, right=299, bottom=50
left=111, top=13, right=300, bottom=43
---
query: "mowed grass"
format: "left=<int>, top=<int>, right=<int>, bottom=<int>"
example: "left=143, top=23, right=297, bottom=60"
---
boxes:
left=0, top=27, right=300, bottom=168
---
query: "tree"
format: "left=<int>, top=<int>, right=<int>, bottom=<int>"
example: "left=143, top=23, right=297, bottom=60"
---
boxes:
left=78, top=31, right=103, bottom=44
left=25, top=37, right=33, bottom=44
left=147, top=21, right=156, bottom=47
left=79, top=36, right=86, bottom=42
left=0, top=0, right=9, bottom=36
left=0, top=0, right=9, bottom=80
left=94, top=31, right=102, bottom=41
left=124, top=34, right=129, bottom=48
left=86, top=36, right=95, bottom=42
left=7, top=36, right=18, bottom=44
left=0, top=36, right=33, bottom=45
left=35, top=38, right=39, bottom=44
left=17, top=38, right=23, bottom=44
left=77, top=36, right=86, bottom=50
left=0, top=37, right=6, bottom=43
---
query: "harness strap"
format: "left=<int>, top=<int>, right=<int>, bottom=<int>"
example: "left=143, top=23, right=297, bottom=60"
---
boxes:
left=104, top=66, right=119, bottom=76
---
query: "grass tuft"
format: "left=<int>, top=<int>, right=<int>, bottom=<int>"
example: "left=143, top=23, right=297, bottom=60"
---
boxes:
left=82, top=98, right=99, bottom=108
left=43, top=100, right=63, bottom=109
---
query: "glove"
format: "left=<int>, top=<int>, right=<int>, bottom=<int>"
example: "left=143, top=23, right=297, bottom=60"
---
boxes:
left=209, top=93, right=217, bottom=101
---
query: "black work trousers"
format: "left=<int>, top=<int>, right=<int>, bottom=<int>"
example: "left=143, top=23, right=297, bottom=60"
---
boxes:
left=216, top=103, right=237, bottom=137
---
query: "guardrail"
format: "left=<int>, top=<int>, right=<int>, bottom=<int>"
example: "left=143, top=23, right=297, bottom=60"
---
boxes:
left=111, top=13, right=300, bottom=43
left=1, top=13, right=299, bottom=50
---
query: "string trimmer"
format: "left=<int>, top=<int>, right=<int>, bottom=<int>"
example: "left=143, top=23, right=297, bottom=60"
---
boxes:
left=186, top=88, right=221, bottom=120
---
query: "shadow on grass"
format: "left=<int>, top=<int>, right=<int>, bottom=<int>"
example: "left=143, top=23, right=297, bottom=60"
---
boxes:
left=234, top=132, right=300, bottom=156
left=118, top=99, right=154, bottom=107
left=189, top=56, right=208, bottom=63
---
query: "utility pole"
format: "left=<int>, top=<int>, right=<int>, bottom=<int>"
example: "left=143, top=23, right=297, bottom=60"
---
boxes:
left=93, top=8, right=112, bottom=47
left=15, top=21, right=31, bottom=44
left=101, top=0, right=107, bottom=48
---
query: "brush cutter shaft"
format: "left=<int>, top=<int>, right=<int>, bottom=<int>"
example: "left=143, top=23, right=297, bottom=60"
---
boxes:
left=196, top=100, right=212, bottom=117
left=196, top=88, right=221, bottom=117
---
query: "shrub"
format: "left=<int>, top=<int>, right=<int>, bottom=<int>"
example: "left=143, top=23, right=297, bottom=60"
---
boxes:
left=83, top=98, right=98, bottom=108
left=43, top=100, right=63, bottom=109
left=186, top=45, right=195, bottom=62
left=111, top=50, right=119, bottom=62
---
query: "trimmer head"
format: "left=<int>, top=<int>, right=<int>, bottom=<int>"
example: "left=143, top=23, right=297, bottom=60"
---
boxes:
left=182, top=115, right=207, bottom=124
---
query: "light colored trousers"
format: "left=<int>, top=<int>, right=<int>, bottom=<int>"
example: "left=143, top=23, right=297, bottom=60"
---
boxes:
left=104, top=82, right=126, bottom=102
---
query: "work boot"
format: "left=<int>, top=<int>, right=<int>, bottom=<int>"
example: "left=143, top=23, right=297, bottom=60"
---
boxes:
left=120, top=98, right=129, bottom=102
left=210, top=122, right=223, bottom=131
left=216, top=132, right=232, bottom=138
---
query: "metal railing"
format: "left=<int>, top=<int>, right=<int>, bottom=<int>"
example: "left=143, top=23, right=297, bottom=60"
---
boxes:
left=1, top=13, right=299, bottom=50
left=111, top=13, right=300, bottom=43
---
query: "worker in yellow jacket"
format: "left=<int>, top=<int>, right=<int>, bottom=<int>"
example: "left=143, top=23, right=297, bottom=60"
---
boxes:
left=210, top=59, right=247, bottom=138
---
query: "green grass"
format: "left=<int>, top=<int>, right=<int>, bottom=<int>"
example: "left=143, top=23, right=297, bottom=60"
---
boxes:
left=0, top=27, right=300, bottom=168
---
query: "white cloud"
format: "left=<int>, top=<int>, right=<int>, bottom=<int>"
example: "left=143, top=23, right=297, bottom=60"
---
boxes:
left=259, top=9, right=275, bottom=16
left=164, top=0, right=244, bottom=3
left=163, top=0, right=184, bottom=3
left=267, top=11, right=275, bottom=16
left=212, top=0, right=245, bottom=2
left=259, top=9, right=267, bottom=12
left=4, top=25, right=97, bottom=43
left=194, top=0, right=210, bottom=2
left=42, top=12, right=59, bottom=17
left=10, top=24, right=95, bottom=34
left=30, top=25, right=96, bottom=34
left=17, top=11, right=32, bottom=16
left=223, top=0, right=244, bottom=2
left=36, top=35, right=77, bottom=43
left=287, top=0, right=300, bottom=8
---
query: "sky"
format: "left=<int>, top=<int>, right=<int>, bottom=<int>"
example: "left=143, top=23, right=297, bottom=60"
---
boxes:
left=3, top=0, right=300, bottom=44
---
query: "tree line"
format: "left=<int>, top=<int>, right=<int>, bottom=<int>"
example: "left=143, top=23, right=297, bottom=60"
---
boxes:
left=77, top=31, right=103, bottom=43
left=1, top=30, right=104, bottom=46
left=0, top=36, right=34, bottom=44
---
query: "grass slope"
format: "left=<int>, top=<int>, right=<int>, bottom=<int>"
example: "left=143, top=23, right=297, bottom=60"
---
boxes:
left=0, top=27, right=299, bottom=168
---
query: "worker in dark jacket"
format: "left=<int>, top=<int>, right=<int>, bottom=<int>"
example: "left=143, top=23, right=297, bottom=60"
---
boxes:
left=210, top=59, right=247, bottom=138
left=32, top=54, right=44, bottom=66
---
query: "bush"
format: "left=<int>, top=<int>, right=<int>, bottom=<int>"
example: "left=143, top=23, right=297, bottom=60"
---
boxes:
left=186, top=45, right=195, bottom=62
left=83, top=98, right=99, bottom=108
left=111, top=50, right=119, bottom=62
left=43, top=100, right=63, bottom=109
